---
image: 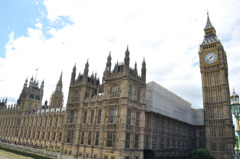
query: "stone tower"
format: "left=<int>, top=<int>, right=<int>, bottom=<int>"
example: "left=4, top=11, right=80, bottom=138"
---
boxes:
left=199, top=13, right=235, bottom=159
left=17, top=77, right=44, bottom=111
left=60, top=47, right=146, bottom=159
left=49, top=72, right=64, bottom=108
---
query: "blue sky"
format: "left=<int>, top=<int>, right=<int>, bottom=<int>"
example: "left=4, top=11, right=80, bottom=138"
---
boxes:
left=0, top=0, right=75, bottom=58
left=0, top=0, right=240, bottom=111
left=0, top=0, right=44, bottom=57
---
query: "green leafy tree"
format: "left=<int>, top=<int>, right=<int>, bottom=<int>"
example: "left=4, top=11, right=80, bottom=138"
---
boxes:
left=187, top=148, right=215, bottom=159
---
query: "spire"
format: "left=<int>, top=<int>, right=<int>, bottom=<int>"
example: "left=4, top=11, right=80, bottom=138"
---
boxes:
left=30, top=76, right=33, bottom=82
left=204, top=11, right=214, bottom=30
left=56, top=72, right=63, bottom=92
left=84, top=60, right=89, bottom=76
left=125, top=45, right=130, bottom=57
left=134, top=62, right=138, bottom=76
left=41, top=80, right=44, bottom=89
left=124, top=46, right=130, bottom=74
left=105, top=52, right=112, bottom=75
left=141, top=57, right=146, bottom=82
left=108, top=52, right=112, bottom=62
left=58, top=72, right=63, bottom=86
left=24, top=78, right=28, bottom=88
left=71, top=63, right=76, bottom=84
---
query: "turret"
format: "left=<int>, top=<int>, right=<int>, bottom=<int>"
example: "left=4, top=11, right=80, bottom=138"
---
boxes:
left=124, top=46, right=130, bottom=74
left=56, top=72, right=63, bottom=92
left=134, top=62, right=138, bottom=76
left=106, top=52, right=112, bottom=72
left=83, top=60, right=89, bottom=82
left=24, top=78, right=28, bottom=88
left=84, top=60, right=89, bottom=76
left=49, top=72, right=64, bottom=109
left=103, top=52, right=112, bottom=82
left=141, top=57, right=146, bottom=82
left=71, top=64, right=76, bottom=84
left=41, top=80, right=44, bottom=90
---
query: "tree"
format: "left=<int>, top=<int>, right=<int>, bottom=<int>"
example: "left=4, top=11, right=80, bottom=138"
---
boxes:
left=187, top=148, right=215, bottom=159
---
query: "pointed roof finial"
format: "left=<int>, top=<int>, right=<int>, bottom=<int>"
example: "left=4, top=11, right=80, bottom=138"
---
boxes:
left=204, top=11, right=214, bottom=30
left=108, top=51, right=112, bottom=60
left=125, top=45, right=130, bottom=56
left=86, top=59, right=89, bottom=68
left=60, top=71, right=63, bottom=80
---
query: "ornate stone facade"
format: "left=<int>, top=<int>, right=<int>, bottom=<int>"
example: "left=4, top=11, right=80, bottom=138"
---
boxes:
left=0, top=48, right=147, bottom=159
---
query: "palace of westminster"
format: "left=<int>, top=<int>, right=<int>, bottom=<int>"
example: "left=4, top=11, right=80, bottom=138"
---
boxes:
left=0, top=15, right=236, bottom=159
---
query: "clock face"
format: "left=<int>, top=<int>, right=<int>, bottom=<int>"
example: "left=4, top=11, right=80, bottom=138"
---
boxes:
left=204, top=52, right=217, bottom=64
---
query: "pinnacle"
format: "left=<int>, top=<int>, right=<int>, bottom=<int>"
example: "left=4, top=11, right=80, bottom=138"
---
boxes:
left=204, top=12, right=214, bottom=30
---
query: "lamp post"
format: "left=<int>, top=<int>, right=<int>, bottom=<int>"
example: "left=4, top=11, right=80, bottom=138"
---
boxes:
left=230, top=89, right=240, bottom=156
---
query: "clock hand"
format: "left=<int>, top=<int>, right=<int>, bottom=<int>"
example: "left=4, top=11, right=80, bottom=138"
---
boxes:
left=209, top=55, right=213, bottom=60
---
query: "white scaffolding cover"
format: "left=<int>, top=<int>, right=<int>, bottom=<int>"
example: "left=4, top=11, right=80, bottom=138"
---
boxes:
left=146, top=81, right=204, bottom=125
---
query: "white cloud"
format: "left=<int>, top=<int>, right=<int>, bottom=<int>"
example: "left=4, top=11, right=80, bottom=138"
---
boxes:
left=0, top=0, right=240, bottom=111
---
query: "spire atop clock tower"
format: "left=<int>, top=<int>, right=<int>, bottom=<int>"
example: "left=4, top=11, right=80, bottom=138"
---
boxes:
left=201, top=13, right=218, bottom=46
left=204, top=12, right=214, bottom=30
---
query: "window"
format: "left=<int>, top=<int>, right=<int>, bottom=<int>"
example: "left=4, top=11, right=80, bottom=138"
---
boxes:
left=109, top=108, right=118, bottom=124
left=95, top=132, right=99, bottom=146
left=37, top=131, right=40, bottom=139
left=42, top=132, right=45, bottom=140
left=137, top=89, right=140, bottom=102
left=112, top=85, right=118, bottom=95
left=107, top=132, right=116, bottom=147
left=90, top=110, right=94, bottom=124
left=45, top=118, right=48, bottom=126
left=50, top=118, right=52, bottom=126
left=128, top=85, right=132, bottom=99
left=61, top=117, right=64, bottom=126
left=97, top=110, right=102, bottom=123
left=67, top=130, right=74, bottom=143
left=40, top=118, right=42, bottom=126
left=83, top=111, right=87, bottom=123
left=17, top=119, right=21, bottom=125
left=53, top=132, right=56, bottom=141
left=88, top=132, right=92, bottom=145
left=58, top=133, right=62, bottom=141
left=135, top=134, right=139, bottom=149
left=48, top=132, right=50, bottom=140
left=74, top=91, right=79, bottom=98
left=94, top=154, right=97, bottom=159
left=127, top=109, right=131, bottom=125
left=69, top=111, right=76, bottom=124
left=104, top=156, right=108, bottom=159
left=125, top=157, right=129, bottom=159
left=125, top=133, right=130, bottom=148
left=55, top=118, right=58, bottom=127
left=136, top=112, right=140, bottom=127
left=81, top=132, right=85, bottom=144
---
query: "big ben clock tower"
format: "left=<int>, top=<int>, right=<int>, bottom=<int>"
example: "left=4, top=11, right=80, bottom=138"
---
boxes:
left=199, top=13, right=235, bottom=159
